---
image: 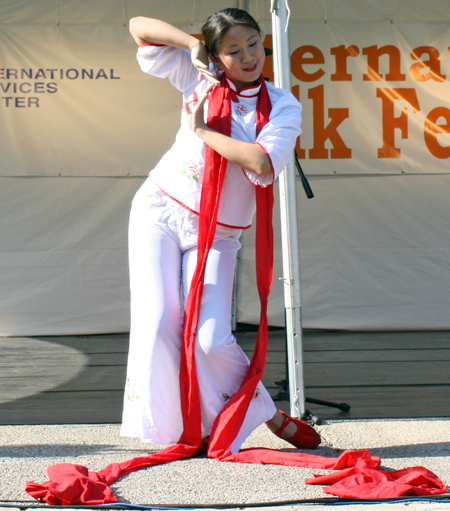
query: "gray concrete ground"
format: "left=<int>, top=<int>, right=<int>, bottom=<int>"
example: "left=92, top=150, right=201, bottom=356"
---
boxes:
left=1, top=331, right=450, bottom=509
left=1, top=418, right=449, bottom=510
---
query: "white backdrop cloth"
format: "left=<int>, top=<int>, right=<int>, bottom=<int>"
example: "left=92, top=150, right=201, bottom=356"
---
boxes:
left=1, top=0, right=450, bottom=335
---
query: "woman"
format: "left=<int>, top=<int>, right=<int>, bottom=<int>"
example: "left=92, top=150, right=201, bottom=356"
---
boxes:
left=121, top=8, right=320, bottom=455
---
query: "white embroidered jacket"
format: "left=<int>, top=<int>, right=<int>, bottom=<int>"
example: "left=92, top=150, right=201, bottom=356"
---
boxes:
left=137, top=44, right=302, bottom=229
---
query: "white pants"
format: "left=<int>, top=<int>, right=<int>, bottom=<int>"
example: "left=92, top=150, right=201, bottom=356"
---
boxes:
left=120, top=178, right=276, bottom=454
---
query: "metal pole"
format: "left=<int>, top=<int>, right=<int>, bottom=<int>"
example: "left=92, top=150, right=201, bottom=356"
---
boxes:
left=270, top=0, right=306, bottom=419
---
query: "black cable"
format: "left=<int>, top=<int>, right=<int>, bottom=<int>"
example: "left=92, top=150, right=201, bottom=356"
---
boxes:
left=1, top=495, right=450, bottom=510
left=294, top=151, right=314, bottom=199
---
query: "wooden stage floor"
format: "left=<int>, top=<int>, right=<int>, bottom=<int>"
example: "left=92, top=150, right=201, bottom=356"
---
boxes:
left=1, top=328, right=449, bottom=425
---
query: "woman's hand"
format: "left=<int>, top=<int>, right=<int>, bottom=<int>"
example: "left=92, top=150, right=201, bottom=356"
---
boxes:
left=184, top=83, right=215, bottom=133
left=185, top=82, right=272, bottom=176
left=129, top=18, right=219, bottom=86
left=190, top=40, right=220, bottom=85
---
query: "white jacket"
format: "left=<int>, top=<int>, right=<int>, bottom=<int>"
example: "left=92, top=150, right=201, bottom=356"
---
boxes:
left=136, top=44, right=302, bottom=229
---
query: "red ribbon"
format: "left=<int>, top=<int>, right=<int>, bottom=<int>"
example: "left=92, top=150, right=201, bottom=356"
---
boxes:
left=25, top=75, right=448, bottom=504
left=25, top=74, right=276, bottom=504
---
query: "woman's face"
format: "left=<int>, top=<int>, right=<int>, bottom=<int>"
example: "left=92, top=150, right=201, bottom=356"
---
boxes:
left=212, top=25, right=265, bottom=90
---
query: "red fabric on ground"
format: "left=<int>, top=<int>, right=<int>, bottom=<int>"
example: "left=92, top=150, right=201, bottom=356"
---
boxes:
left=224, top=448, right=381, bottom=469
left=305, top=460, right=448, bottom=498
left=25, top=464, right=117, bottom=505
left=25, top=448, right=448, bottom=504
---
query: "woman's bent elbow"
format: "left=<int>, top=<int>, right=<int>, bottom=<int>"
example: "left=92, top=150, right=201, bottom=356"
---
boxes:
left=255, top=156, right=273, bottom=176
left=253, top=147, right=272, bottom=175
left=129, top=17, right=148, bottom=39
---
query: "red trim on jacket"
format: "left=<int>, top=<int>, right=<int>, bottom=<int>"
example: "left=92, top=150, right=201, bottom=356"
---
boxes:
left=148, top=175, right=251, bottom=230
left=138, top=43, right=167, bottom=48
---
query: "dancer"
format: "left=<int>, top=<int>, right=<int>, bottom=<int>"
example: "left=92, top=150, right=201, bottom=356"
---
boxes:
left=24, top=11, right=449, bottom=504
left=120, top=8, right=320, bottom=455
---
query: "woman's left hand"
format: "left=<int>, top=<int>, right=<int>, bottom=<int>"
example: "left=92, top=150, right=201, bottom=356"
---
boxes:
left=190, top=41, right=220, bottom=85
left=184, top=83, right=215, bottom=134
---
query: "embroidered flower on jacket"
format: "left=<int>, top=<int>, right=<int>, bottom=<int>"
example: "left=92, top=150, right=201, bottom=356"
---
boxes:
left=184, top=91, right=198, bottom=108
left=126, top=378, right=139, bottom=402
left=235, top=103, right=248, bottom=116
left=181, top=160, right=199, bottom=181
left=222, top=392, right=231, bottom=401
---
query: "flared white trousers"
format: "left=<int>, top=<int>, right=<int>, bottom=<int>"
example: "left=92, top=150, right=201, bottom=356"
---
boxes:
left=120, top=178, right=276, bottom=454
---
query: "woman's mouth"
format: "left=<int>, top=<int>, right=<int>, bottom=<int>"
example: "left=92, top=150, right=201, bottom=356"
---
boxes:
left=243, top=64, right=257, bottom=73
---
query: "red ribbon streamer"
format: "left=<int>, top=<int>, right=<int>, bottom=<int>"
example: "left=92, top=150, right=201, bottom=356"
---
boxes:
left=25, top=75, right=448, bottom=504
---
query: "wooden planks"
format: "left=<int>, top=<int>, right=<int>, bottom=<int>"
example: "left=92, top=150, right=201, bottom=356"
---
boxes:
left=0, top=329, right=449, bottom=424
left=240, top=328, right=450, bottom=419
left=0, top=390, right=124, bottom=424
left=304, top=385, right=450, bottom=419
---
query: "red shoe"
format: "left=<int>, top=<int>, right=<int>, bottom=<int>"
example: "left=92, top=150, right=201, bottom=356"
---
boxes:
left=274, top=410, right=321, bottom=449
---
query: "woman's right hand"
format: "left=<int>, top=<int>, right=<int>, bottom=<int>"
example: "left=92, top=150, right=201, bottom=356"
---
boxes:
left=184, top=83, right=215, bottom=134
left=190, top=40, right=220, bottom=85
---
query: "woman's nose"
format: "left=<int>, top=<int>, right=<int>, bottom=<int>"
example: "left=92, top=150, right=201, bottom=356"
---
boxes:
left=242, top=49, right=252, bottom=61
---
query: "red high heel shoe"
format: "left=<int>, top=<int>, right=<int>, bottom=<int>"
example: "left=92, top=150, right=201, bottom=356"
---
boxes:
left=274, top=410, right=321, bottom=449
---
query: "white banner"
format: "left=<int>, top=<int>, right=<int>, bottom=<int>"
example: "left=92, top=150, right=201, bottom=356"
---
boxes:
left=1, top=20, right=449, bottom=177
left=0, top=24, right=181, bottom=177
left=2, top=1, right=450, bottom=335
left=261, top=20, right=450, bottom=174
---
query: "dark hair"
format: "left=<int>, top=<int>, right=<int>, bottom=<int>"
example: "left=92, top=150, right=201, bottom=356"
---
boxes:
left=202, top=8, right=262, bottom=57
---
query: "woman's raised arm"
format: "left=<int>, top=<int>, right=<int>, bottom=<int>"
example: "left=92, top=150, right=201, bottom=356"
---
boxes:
left=129, top=17, right=196, bottom=49
left=129, top=17, right=219, bottom=84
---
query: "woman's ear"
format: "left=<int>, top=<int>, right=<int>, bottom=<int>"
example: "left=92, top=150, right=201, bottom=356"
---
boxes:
left=209, top=53, right=223, bottom=70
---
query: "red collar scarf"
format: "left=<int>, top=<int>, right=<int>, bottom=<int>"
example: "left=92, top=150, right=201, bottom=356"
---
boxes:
left=25, top=75, right=448, bottom=505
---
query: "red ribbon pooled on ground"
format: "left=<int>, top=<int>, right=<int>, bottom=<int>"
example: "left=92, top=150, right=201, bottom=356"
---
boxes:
left=305, top=454, right=448, bottom=498
left=25, top=75, right=448, bottom=504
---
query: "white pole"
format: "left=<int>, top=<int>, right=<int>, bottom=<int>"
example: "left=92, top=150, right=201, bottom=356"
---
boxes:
left=270, top=0, right=306, bottom=419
